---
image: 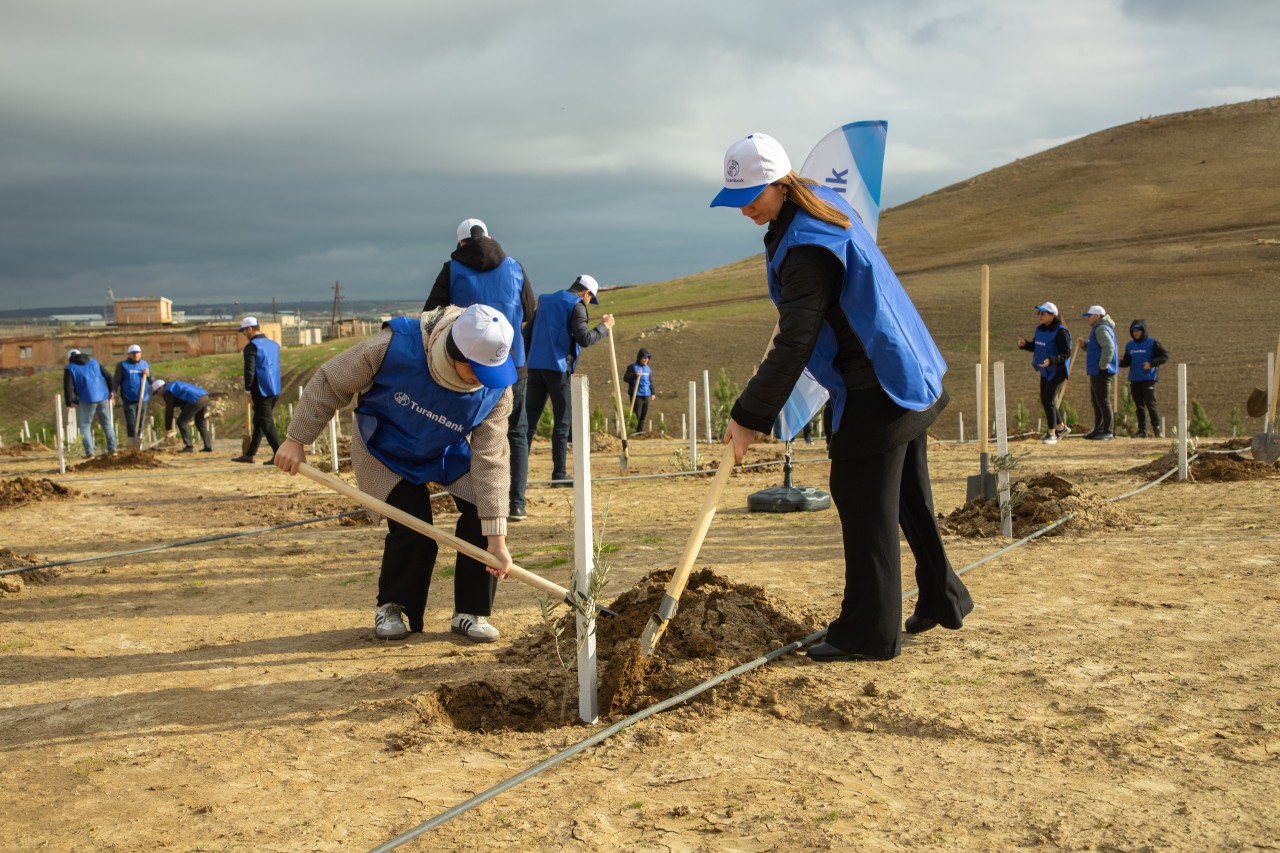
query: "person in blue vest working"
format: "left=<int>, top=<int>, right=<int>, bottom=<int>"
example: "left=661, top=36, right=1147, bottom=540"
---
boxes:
left=232, top=316, right=283, bottom=465
left=1016, top=302, right=1073, bottom=444
left=153, top=378, right=214, bottom=453
left=523, top=275, right=615, bottom=490
left=271, top=304, right=517, bottom=642
left=113, top=345, right=151, bottom=441
left=712, top=132, right=973, bottom=663
left=63, top=349, right=118, bottom=456
left=623, top=348, right=655, bottom=431
left=1077, top=305, right=1118, bottom=440
left=424, top=218, right=537, bottom=521
left=1119, top=319, right=1169, bottom=438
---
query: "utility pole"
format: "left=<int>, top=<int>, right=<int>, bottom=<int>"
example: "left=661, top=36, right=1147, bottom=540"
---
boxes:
left=331, top=281, right=345, bottom=338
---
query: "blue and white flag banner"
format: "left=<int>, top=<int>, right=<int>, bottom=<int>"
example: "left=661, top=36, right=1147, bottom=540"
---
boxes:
left=771, top=120, right=888, bottom=442
left=798, top=119, right=888, bottom=240
left=772, top=368, right=829, bottom=441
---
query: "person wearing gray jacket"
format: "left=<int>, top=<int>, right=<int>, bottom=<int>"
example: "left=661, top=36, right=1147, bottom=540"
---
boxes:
left=1079, top=305, right=1118, bottom=439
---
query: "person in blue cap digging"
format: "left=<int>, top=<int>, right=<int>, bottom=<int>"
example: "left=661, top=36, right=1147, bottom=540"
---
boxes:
left=272, top=304, right=517, bottom=643
left=711, top=132, right=972, bottom=663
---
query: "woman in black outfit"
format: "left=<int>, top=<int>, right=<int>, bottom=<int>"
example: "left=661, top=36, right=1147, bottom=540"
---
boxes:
left=712, top=133, right=972, bottom=662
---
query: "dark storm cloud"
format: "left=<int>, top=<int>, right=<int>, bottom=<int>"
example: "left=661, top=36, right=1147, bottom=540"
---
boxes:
left=0, top=0, right=1275, bottom=308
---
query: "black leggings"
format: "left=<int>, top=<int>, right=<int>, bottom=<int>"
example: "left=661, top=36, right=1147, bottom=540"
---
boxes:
left=1039, top=373, right=1067, bottom=431
left=1130, top=380, right=1160, bottom=433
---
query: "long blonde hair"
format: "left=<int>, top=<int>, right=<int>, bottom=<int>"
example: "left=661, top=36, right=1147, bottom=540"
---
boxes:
left=775, top=172, right=851, bottom=230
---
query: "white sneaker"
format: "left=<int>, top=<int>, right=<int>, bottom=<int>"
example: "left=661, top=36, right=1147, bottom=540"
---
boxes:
left=451, top=613, right=500, bottom=643
left=1041, top=433, right=1058, bottom=445
left=374, top=603, right=408, bottom=639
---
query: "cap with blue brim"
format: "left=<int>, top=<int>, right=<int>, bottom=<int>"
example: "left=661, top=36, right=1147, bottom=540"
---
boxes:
left=710, top=133, right=792, bottom=208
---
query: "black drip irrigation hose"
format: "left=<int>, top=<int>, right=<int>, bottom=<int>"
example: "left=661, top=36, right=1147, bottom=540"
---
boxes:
left=364, top=455, right=1199, bottom=852
left=0, top=509, right=370, bottom=577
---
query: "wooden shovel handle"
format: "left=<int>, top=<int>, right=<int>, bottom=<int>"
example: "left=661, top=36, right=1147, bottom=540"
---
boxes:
left=293, top=462, right=572, bottom=602
left=1269, top=331, right=1280, bottom=429
left=606, top=328, right=629, bottom=443
left=662, top=443, right=738, bottom=603
left=979, top=264, right=990, bottom=453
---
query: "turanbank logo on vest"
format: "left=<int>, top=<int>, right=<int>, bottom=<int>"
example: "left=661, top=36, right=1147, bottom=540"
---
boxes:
left=393, top=390, right=466, bottom=433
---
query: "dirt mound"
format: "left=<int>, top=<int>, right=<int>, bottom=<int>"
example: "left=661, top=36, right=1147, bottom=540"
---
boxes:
left=1130, top=450, right=1280, bottom=482
left=0, top=547, right=52, bottom=594
left=406, top=569, right=819, bottom=733
left=939, top=473, right=1138, bottom=538
left=590, top=431, right=621, bottom=452
left=72, top=449, right=169, bottom=471
left=0, top=477, right=78, bottom=510
left=0, top=441, right=51, bottom=456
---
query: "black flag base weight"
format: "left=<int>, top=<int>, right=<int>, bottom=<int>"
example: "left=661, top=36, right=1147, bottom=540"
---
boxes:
left=747, top=443, right=831, bottom=513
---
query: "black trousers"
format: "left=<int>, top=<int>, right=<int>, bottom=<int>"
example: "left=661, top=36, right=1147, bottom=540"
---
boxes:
left=1130, top=380, right=1161, bottom=433
left=826, top=433, right=973, bottom=658
left=246, top=393, right=281, bottom=456
left=1039, top=373, right=1067, bottom=431
left=1088, top=373, right=1114, bottom=434
left=177, top=397, right=213, bottom=450
left=632, top=396, right=650, bottom=432
left=378, top=480, right=497, bottom=633
left=507, top=378, right=530, bottom=514
left=525, top=368, right=572, bottom=481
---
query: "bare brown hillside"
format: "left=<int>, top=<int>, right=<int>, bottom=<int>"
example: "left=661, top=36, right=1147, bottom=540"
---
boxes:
left=577, top=97, right=1280, bottom=441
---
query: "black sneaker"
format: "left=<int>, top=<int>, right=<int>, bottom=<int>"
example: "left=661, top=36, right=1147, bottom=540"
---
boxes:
left=230, top=455, right=254, bottom=463
left=179, top=446, right=195, bottom=453
left=1095, top=433, right=1114, bottom=440
left=509, top=508, right=527, bottom=522
left=200, top=447, right=214, bottom=452
left=1133, top=430, right=1149, bottom=438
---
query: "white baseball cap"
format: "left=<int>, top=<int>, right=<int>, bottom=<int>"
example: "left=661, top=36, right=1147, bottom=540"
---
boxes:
left=151, top=379, right=166, bottom=393
left=1035, top=302, right=1059, bottom=316
left=127, top=344, right=142, bottom=354
left=710, top=133, right=793, bottom=208
left=449, top=304, right=516, bottom=389
left=67, top=348, right=81, bottom=359
left=239, top=316, right=258, bottom=330
left=573, top=274, right=600, bottom=305
left=456, top=218, right=488, bottom=242
left=1082, top=305, right=1106, bottom=317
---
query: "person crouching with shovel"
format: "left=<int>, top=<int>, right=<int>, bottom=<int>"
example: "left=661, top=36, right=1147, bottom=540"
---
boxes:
left=272, top=304, right=517, bottom=642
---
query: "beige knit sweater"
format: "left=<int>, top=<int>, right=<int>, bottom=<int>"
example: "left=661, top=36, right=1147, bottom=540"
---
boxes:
left=286, top=307, right=512, bottom=537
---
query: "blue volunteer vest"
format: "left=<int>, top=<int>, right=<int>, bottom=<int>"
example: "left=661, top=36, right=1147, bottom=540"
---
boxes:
left=1033, top=325, right=1069, bottom=380
left=767, top=185, right=946, bottom=432
left=451, top=257, right=527, bottom=368
left=1086, top=323, right=1118, bottom=376
left=631, top=364, right=651, bottom=397
left=527, top=290, right=582, bottom=373
left=1125, top=338, right=1158, bottom=382
left=120, top=360, right=151, bottom=403
left=167, top=380, right=206, bottom=404
left=355, top=317, right=503, bottom=486
left=248, top=336, right=282, bottom=396
left=67, top=359, right=110, bottom=404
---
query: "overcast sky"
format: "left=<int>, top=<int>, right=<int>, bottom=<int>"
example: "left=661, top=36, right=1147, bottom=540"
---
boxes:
left=1, top=0, right=1276, bottom=311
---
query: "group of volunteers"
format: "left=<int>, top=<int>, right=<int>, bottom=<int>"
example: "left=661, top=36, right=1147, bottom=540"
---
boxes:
left=1017, top=303, right=1170, bottom=443
left=270, top=131, right=975, bottom=667
left=61, top=317, right=285, bottom=459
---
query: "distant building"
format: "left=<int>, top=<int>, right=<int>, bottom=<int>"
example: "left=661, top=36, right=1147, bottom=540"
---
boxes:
left=48, top=314, right=106, bottom=326
left=114, top=297, right=173, bottom=325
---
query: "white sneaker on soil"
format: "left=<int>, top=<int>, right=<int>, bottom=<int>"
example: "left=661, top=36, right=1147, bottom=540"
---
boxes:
left=451, top=613, right=500, bottom=642
left=1041, top=433, right=1058, bottom=445
left=374, top=603, right=408, bottom=639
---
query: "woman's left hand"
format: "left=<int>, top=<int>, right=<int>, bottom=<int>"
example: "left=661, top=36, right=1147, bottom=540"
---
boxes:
left=724, top=418, right=756, bottom=464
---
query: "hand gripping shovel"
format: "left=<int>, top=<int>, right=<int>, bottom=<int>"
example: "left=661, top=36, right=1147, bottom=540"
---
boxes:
left=293, top=462, right=616, bottom=619
left=640, top=442, right=738, bottom=656
left=1251, top=330, right=1280, bottom=463
left=605, top=328, right=629, bottom=475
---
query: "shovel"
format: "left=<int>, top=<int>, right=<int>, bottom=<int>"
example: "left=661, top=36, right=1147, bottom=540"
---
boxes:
left=293, top=462, right=616, bottom=619
left=128, top=369, right=149, bottom=450
left=242, top=400, right=253, bottom=455
left=1251, top=332, right=1280, bottom=463
left=966, top=265, right=997, bottom=501
left=640, top=442, right=738, bottom=656
left=605, top=328, right=629, bottom=474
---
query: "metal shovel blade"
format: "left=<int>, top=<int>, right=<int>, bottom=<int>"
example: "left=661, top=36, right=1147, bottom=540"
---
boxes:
left=965, top=452, right=998, bottom=502
left=1251, top=431, right=1279, bottom=463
